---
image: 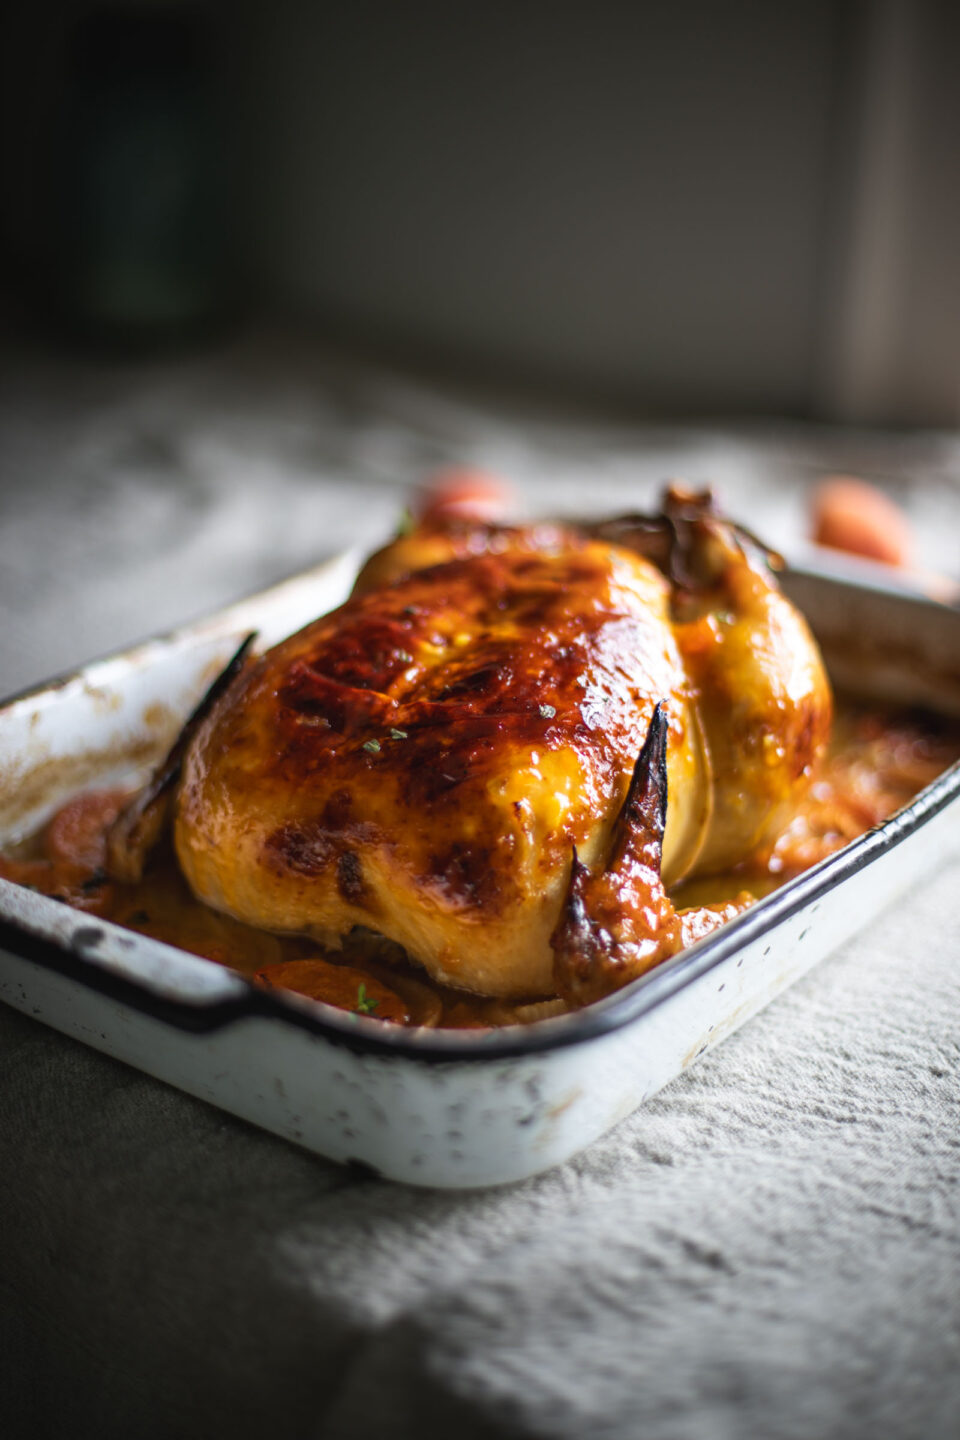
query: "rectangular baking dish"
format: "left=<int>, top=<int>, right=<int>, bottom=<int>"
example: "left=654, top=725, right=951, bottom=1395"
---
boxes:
left=1, top=550, right=958, bottom=1188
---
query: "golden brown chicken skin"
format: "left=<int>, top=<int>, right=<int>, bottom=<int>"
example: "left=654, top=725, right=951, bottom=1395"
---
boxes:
left=174, top=493, right=832, bottom=1004
left=176, top=533, right=708, bottom=998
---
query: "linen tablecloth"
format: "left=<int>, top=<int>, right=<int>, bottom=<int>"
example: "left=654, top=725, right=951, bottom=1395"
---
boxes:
left=1, top=330, right=958, bottom=1440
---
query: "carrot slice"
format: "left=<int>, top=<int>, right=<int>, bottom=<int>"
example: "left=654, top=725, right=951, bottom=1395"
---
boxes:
left=44, top=789, right=131, bottom=870
left=254, top=958, right=411, bottom=1024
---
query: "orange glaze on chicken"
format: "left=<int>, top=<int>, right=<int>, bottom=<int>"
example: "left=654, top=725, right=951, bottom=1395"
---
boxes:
left=175, top=537, right=707, bottom=998
left=4, top=700, right=956, bottom=1027
left=172, top=493, right=832, bottom=1003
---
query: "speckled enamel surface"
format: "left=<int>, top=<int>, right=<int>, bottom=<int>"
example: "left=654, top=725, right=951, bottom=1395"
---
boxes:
left=0, top=557, right=957, bottom=1185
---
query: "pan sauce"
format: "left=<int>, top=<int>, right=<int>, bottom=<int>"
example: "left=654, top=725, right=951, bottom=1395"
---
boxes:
left=2, top=698, right=958, bottom=1029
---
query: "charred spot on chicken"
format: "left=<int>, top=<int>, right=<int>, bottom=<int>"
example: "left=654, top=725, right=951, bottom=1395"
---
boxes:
left=110, top=487, right=831, bottom=1007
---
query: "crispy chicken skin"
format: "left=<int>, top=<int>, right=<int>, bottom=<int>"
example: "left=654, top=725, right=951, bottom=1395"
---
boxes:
left=173, top=492, right=832, bottom=1004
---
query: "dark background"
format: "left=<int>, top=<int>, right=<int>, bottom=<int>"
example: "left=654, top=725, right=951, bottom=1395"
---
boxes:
left=2, top=0, right=958, bottom=425
left=2, top=11, right=960, bottom=1440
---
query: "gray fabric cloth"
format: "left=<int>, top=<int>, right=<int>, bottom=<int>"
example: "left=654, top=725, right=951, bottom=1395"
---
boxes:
left=1, top=330, right=959, bottom=1440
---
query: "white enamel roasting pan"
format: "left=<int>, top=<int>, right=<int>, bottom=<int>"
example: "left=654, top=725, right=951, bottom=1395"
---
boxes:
left=0, top=550, right=958, bottom=1188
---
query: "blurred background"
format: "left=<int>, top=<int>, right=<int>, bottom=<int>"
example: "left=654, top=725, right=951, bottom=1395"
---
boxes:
left=3, top=11, right=960, bottom=1434
left=3, top=0, right=959, bottom=421
left=0, top=0, right=958, bottom=685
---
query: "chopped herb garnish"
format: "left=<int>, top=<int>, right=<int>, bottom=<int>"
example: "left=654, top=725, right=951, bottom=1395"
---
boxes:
left=539, top=703, right=556, bottom=719
left=355, top=983, right=379, bottom=1015
left=396, top=650, right=414, bottom=665
left=388, top=728, right=408, bottom=741
left=362, top=738, right=381, bottom=754
left=397, top=506, right=416, bottom=536
left=402, top=605, right=418, bottom=617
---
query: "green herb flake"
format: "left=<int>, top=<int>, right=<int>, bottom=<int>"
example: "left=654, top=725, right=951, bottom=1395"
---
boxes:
left=355, top=983, right=379, bottom=1015
left=362, top=738, right=381, bottom=754
left=539, top=703, right=556, bottom=719
left=396, top=650, right=414, bottom=665
left=396, top=506, right=416, bottom=536
left=388, top=727, right=408, bottom=741
left=402, top=605, right=418, bottom=617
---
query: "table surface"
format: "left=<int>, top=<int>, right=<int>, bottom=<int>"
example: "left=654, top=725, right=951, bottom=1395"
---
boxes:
left=2, top=329, right=959, bottom=1440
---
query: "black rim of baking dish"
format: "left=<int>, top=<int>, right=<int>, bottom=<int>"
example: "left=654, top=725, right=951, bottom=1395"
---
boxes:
left=1, top=754, right=957, bottom=1063
left=1, top=554, right=958, bottom=1063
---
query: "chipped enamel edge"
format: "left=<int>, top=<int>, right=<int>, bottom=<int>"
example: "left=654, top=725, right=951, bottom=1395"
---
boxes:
left=0, top=554, right=958, bottom=1185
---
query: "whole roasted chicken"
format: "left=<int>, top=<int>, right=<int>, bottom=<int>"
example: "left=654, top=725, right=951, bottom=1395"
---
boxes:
left=151, top=487, right=831, bottom=1007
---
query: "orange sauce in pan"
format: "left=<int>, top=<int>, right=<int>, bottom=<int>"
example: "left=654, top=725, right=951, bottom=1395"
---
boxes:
left=3, top=701, right=958, bottom=1028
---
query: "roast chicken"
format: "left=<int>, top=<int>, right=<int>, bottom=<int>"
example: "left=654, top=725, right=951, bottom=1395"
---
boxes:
left=147, top=487, right=832, bottom=1007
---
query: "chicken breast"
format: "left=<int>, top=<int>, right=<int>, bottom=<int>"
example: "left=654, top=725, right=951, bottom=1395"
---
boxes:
left=176, top=532, right=703, bottom=997
left=173, top=493, right=832, bottom=1002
